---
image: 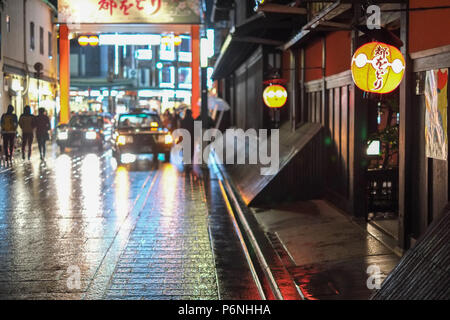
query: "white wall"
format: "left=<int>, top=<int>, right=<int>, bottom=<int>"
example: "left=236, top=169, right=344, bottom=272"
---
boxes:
left=1, top=0, right=57, bottom=113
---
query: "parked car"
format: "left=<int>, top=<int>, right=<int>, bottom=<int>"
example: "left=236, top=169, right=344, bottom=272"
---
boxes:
left=56, top=113, right=113, bottom=152
left=111, top=110, right=173, bottom=164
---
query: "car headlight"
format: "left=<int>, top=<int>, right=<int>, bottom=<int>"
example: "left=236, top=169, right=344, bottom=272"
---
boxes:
left=117, top=135, right=133, bottom=145
left=165, top=134, right=173, bottom=144
left=58, top=131, right=68, bottom=140
left=85, top=131, right=97, bottom=140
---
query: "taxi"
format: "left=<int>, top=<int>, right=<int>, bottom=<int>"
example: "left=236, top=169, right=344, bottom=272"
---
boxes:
left=111, top=110, right=173, bottom=164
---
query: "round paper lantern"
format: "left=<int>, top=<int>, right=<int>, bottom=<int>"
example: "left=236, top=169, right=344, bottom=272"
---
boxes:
left=351, top=42, right=405, bottom=94
left=88, top=36, right=99, bottom=46
left=263, top=84, right=288, bottom=108
left=173, top=36, right=182, bottom=46
left=78, top=36, right=89, bottom=46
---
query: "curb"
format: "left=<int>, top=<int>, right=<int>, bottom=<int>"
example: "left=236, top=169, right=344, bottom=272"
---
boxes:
left=209, top=152, right=303, bottom=300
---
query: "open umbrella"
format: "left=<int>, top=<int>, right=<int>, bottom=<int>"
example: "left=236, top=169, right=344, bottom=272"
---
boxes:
left=208, top=96, right=230, bottom=112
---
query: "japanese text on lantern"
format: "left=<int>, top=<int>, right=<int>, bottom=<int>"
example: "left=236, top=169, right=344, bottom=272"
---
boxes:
left=373, top=45, right=389, bottom=91
left=98, top=0, right=161, bottom=16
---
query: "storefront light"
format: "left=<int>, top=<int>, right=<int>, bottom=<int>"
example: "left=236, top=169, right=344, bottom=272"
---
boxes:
left=99, top=34, right=161, bottom=46
left=367, top=140, right=381, bottom=156
left=200, top=38, right=209, bottom=68
left=165, top=134, right=173, bottom=144
left=11, top=79, right=23, bottom=92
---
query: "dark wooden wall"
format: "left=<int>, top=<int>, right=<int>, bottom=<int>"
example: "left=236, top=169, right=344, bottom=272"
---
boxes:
left=304, top=71, right=354, bottom=212
left=231, top=46, right=265, bottom=130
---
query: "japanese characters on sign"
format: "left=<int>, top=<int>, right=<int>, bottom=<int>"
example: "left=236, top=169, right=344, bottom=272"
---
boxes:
left=58, top=0, right=201, bottom=24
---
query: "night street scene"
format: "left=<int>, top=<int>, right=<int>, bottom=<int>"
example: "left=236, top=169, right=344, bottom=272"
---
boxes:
left=0, top=0, right=448, bottom=306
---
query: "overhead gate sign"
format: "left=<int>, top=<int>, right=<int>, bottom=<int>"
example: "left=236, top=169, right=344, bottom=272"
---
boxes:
left=58, top=0, right=201, bottom=24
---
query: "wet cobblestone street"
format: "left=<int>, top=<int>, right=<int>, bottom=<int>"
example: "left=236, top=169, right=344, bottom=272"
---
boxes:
left=0, top=146, right=260, bottom=300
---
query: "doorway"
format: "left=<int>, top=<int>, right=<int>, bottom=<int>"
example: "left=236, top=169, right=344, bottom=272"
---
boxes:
left=366, top=91, right=400, bottom=239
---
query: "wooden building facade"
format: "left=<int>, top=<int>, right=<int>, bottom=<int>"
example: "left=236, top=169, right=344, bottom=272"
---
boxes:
left=211, top=0, right=450, bottom=252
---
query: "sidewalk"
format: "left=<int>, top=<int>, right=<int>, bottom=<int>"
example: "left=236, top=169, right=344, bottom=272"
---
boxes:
left=211, top=152, right=400, bottom=300
left=251, top=200, right=400, bottom=300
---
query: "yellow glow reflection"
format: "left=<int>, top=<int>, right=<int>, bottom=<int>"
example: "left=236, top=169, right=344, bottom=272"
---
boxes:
left=81, top=154, right=101, bottom=217
left=159, top=165, right=178, bottom=230
left=114, top=166, right=130, bottom=219
left=55, top=154, right=72, bottom=217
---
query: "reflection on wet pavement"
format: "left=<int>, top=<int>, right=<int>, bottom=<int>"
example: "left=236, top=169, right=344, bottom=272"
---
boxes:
left=0, top=145, right=260, bottom=300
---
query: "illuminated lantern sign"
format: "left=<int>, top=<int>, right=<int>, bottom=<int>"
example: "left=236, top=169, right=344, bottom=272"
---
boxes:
left=263, top=84, right=288, bottom=108
left=78, top=36, right=99, bottom=46
left=78, top=36, right=89, bottom=46
left=58, top=0, right=201, bottom=24
left=351, top=42, right=405, bottom=94
left=88, top=36, right=99, bottom=46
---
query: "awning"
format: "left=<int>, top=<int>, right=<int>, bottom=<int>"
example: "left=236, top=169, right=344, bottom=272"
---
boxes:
left=220, top=121, right=325, bottom=206
left=212, top=10, right=307, bottom=80
left=211, top=0, right=234, bottom=22
left=279, top=1, right=404, bottom=51
left=280, top=0, right=352, bottom=51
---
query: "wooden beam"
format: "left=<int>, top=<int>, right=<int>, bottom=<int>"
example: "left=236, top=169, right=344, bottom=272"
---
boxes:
left=398, top=1, right=412, bottom=252
left=233, top=36, right=283, bottom=46
left=280, top=1, right=352, bottom=50
left=316, top=21, right=353, bottom=29
left=257, top=3, right=307, bottom=15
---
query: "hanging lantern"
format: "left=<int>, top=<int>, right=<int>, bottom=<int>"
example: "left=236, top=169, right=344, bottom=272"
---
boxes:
left=78, top=36, right=89, bottom=46
left=173, top=35, right=182, bottom=46
left=263, top=84, right=288, bottom=108
left=351, top=41, right=405, bottom=94
left=88, top=36, right=99, bottom=46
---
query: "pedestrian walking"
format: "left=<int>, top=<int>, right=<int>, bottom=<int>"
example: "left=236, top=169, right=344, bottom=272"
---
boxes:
left=171, top=109, right=181, bottom=132
left=195, top=112, right=215, bottom=129
left=35, top=108, right=51, bottom=160
left=1, top=105, right=18, bottom=164
left=19, top=106, right=35, bottom=160
left=180, top=108, right=195, bottom=164
left=162, top=109, right=173, bottom=130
